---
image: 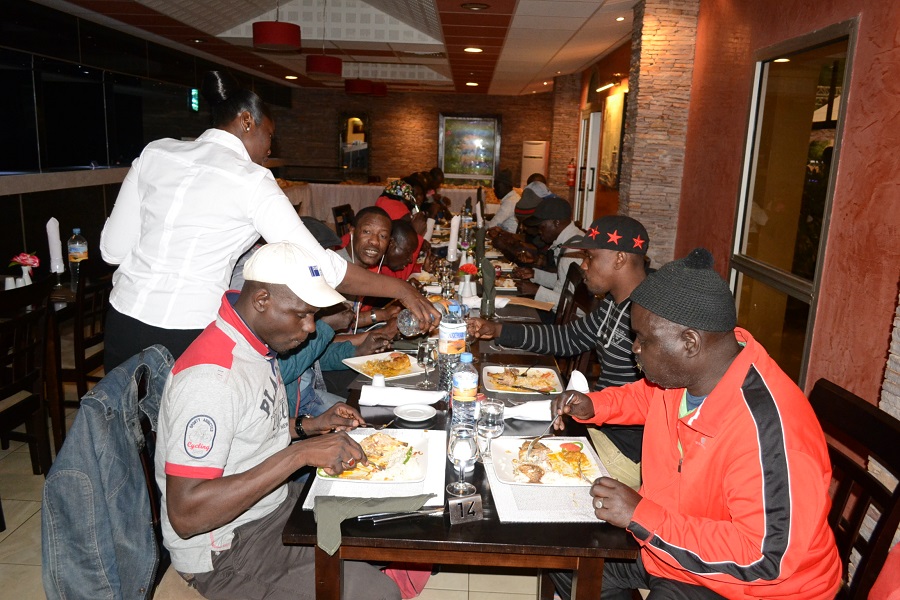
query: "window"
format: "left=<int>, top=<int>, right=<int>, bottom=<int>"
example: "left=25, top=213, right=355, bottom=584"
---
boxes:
left=732, top=23, right=854, bottom=382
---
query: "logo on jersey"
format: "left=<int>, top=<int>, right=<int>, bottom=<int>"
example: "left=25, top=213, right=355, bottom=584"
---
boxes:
left=184, top=415, right=216, bottom=459
left=308, top=265, right=321, bottom=278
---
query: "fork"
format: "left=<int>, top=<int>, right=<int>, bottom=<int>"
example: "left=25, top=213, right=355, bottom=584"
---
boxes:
left=524, top=393, right=575, bottom=461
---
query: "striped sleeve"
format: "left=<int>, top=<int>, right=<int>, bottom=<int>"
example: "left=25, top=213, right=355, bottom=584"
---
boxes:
left=497, top=306, right=607, bottom=357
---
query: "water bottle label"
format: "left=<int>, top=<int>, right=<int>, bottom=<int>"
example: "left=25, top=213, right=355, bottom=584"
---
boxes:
left=68, top=244, right=88, bottom=262
left=438, top=322, right=466, bottom=354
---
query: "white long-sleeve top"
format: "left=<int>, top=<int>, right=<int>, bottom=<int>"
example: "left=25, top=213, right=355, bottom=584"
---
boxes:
left=531, top=221, right=585, bottom=306
left=100, top=128, right=347, bottom=330
left=490, top=190, right=520, bottom=233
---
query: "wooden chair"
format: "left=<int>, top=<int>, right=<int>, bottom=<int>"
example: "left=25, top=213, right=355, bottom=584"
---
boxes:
left=60, top=265, right=114, bottom=401
left=0, top=278, right=55, bottom=485
left=808, top=378, right=900, bottom=600
left=554, top=263, right=597, bottom=380
left=332, top=204, right=355, bottom=238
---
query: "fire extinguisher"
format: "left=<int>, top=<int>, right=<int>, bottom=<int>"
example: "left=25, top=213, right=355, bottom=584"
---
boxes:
left=566, top=158, right=576, bottom=187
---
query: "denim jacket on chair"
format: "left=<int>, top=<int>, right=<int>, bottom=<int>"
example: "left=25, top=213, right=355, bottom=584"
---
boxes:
left=41, top=345, right=174, bottom=600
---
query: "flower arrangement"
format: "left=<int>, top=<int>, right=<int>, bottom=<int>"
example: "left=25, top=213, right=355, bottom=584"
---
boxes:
left=458, top=263, right=478, bottom=277
left=10, top=252, right=40, bottom=270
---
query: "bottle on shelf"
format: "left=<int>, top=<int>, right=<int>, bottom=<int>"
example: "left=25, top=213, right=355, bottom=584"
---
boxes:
left=438, top=304, right=466, bottom=393
left=450, top=352, right=479, bottom=428
left=67, top=228, right=88, bottom=292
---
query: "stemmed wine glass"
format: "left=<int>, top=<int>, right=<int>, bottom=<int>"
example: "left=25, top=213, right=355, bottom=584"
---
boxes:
left=446, top=425, right=478, bottom=496
left=416, top=339, right=437, bottom=390
left=475, top=399, right=505, bottom=462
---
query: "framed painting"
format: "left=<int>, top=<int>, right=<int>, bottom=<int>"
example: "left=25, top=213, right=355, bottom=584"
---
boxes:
left=438, top=115, right=500, bottom=186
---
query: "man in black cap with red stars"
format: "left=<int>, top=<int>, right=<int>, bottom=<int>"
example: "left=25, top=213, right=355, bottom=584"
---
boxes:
left=469, top=214, right=651, bottom=489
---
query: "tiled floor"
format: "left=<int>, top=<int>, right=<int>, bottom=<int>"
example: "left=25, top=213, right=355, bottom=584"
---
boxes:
left=0, top=386, right=543, bottom=599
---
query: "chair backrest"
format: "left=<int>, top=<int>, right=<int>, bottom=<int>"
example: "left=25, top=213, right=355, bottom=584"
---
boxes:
left=73, top=267, right=113, bottom=374
left=0, top=278, right=54, bottom=476
left=808, top=378, right=900, bottom=600
left=553, top=263, right=598, bottom=380
left=332, top=203, right=355, bottom=238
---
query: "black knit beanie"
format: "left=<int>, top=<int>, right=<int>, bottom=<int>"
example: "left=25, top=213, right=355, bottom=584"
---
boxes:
left=631, top=248, right=737, bottom=331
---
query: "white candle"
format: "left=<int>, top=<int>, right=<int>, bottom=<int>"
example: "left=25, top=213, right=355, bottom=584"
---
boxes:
left=424, top=218, right=435, bottom=242
left=475, top=201, right=484, bottom=228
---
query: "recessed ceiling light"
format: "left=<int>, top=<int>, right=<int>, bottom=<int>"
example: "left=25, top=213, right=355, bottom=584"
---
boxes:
left=773, top=58, right=790, bottom=63
left=595, top=82, right=614, bottom=92
left=464, top=47, right=483, bottom=53
left=616, top=16, right=625, bottom=22
left=542, top=81, right=548, bottom=85
left=556, top=71, right=561, bottom=74
left=466, top=82, right=479, bottom=86
left=285, top=75, right=298, bottom=80
left=461, top=2, right=490, bottom=10
left=191, top=38, right=205, bottom=43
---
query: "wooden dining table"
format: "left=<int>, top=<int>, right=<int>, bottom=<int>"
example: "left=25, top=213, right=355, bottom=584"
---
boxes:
left=282, top=316, right=640, bottom=600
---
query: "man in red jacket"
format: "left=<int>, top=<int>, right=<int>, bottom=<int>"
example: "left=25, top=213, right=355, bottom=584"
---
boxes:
left=553, top=248, right=841, bottom=599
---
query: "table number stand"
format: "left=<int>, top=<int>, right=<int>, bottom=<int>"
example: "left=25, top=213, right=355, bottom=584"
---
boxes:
left=448, top=494, right=483, bottom=524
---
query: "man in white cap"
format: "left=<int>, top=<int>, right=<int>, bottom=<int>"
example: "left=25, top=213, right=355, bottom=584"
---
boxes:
left=155, top=241, right=400, bottom=599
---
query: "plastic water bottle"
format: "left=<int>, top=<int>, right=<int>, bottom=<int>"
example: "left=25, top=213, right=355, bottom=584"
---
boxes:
left=451, top=353, right=479, bottom=428
left=438, top=304, right=466, bottom=393
left=67, top=228, right=88, bottom=292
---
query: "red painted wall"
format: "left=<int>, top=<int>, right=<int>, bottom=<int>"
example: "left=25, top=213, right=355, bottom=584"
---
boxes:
left=678, top=0, right=900, bottom=401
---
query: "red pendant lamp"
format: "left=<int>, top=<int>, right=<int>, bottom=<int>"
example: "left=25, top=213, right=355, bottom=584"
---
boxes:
left=371, top=82, right=388, bottom=97
left=306, top=0, right=343, bottom=77
left=345, top=78, right=374, bottom=94
left=252, top=1, right=301, bottom=51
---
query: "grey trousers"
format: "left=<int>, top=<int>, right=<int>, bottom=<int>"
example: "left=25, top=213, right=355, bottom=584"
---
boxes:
left=550, top=556, right=728, bottom=600
left=188, top=483, right=401, bottom=600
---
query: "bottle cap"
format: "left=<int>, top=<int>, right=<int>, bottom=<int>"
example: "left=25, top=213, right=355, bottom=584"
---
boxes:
left=448, top=304, right=460, bottom=313
left=460, top=352, right=473, bottom=363
left=73, top=228, right=81, bottom=234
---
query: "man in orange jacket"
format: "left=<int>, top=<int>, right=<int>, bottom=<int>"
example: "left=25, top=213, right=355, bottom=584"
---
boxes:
left=552, top=248, right=841, bottom=599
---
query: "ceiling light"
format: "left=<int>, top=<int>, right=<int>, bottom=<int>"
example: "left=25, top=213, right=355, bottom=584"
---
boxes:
left=285, top=75, right=298, bottom=80
left=345, top=79, right=374, bottom=94
left=306, top=1, right=343, bottom=77
left=595, top=83, right=614, bottom=92
left=461, top=3, right=490, bottom=10
left=191, top=39, right=204, bottom=44
left=466, top=82, right=479, bottom=87
left=252, top=0, right=301, bottom=51
left=556, top=71, right=561, bottom=74
left=616, top=16, right=625, bottom=22
left=773, top=58, right=790, bottom=63
left=464, top=47, right=483, bottom=53
left=371, top=82, right=388, bottom=97
left=543, top=81, right=548, bottom=85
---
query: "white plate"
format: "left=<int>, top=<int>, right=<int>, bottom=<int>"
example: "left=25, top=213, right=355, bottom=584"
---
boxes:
left=490, top=437, right=603, bottom=486
left=484, top=250, right=503, bottom=259
left=394, top=404, right=437, bottom=422
left=496, top=278, right=517, bottom=289
left=409, top=272, right=437, bottom=284
left=482, top=366, right=562, bottom=394
left=342, top=352, right=425, bottom=381
left=317, top=429, right=428, bottom=483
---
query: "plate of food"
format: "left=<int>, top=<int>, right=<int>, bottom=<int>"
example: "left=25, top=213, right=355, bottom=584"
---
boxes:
left=490, top=437, right=604, bottom=486
left=409, top=272, right=437, bottom=284
left=497, top=277, right=518, bottom=290
left=343, top=351, right=424, bottom=380
left=482, top=366, right=562, bottom=394
left=317, top=431, right=428, bottom=482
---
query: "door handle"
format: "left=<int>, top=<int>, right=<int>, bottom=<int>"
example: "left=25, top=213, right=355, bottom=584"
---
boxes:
left=588, top=168, right=595, bottom=192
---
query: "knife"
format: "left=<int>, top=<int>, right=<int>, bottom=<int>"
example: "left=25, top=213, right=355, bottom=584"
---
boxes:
left=509, top=384, right=557, bottom=395
left=356, top=507, right=444, bottom=522
left=371, top=508, right=444, bottom=524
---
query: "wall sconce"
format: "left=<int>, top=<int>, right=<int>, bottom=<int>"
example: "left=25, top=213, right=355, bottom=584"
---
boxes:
left=595, top=73, right=623, bottom=93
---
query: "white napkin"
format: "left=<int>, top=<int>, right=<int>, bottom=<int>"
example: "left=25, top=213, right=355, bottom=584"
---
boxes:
left=424, top=218, right=435, bottom=242
left=46, top=218, right=65, bottom=274
left=566, top=370, right=589, bottom=393
left=475, top=201, right=484, bottom=228
left=461, top=296, right=510, bottom=310
left=504, top=400, right=551, bottom=421
left=447, top=215, right=461, bottom=261
left=359, top=385, right=445, bottom=407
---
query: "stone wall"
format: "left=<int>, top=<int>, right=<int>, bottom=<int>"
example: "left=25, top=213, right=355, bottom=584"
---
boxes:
left=272, top=88, right=554, bottom=184
left=619, top=0, right=700, bottom=266
left=548, top=73, right=582, bottom=199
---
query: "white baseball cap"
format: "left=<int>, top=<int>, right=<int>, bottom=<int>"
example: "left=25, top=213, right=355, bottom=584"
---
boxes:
left=242, top=242, right=345, bottom=308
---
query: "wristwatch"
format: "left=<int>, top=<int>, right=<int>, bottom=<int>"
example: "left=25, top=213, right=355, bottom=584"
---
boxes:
left=294, top=414, right=314, bottom=439
left=370, top=311, right=378, bottom=324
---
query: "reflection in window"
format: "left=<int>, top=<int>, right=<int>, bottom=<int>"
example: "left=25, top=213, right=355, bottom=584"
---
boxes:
left=733, top=35, right=849, bottom=382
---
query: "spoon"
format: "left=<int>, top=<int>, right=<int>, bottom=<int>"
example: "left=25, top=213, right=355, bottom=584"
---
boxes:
left=524, top=393, right=575, bottom=461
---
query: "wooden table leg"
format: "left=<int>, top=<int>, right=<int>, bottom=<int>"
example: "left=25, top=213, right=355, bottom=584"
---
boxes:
left=315, top=545, right=342, bottom=600
left=45, top=308, right=66, bottom=454
left=573, top=556, right=605, bottom=600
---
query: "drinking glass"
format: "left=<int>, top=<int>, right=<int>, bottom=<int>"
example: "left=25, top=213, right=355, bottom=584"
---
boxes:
left=475, top=399, right=505, bottom=462
left=446, top=425, right=478, bottom=496
left=416, top=339, right=437, bottom=390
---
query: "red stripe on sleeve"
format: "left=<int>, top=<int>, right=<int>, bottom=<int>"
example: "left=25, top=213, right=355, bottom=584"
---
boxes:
left=165, top=462, right=224, bottom=479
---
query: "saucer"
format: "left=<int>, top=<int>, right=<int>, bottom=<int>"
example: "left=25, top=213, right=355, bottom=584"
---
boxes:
left=394, top=404, right=438, bottom=422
